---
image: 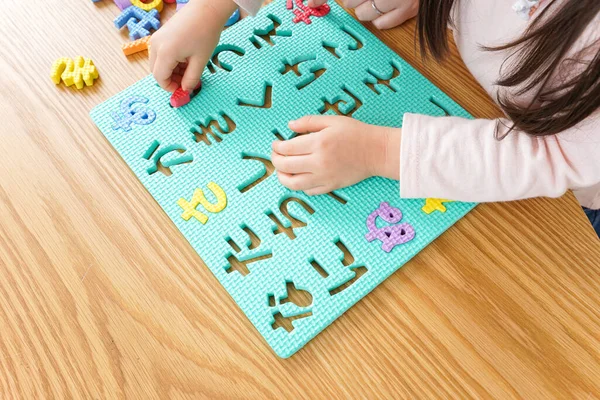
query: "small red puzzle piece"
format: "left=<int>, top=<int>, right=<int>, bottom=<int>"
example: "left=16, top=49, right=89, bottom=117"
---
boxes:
left=291, top=0, right=330, bottom=24
left=170, top=82, right=202, bottom=108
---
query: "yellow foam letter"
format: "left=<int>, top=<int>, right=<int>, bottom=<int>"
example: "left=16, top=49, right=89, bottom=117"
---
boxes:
left=131, top=0, right=163, bottom=12
left=177, top=182, right=227, bottom=224
left=422, top=198, right=453, bottom=214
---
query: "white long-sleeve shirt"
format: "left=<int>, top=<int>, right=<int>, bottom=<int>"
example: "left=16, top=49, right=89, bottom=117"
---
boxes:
left=236, top=0, right=600, bottom=209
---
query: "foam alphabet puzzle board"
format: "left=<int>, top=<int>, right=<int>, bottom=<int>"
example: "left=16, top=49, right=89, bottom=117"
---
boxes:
left=90, top=0, right=476, bottom=358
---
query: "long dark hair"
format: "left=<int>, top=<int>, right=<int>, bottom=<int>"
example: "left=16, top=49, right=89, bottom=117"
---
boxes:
left=416, top=0, right=600, bottom=137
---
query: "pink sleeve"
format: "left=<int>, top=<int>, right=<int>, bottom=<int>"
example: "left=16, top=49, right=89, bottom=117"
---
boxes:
left=399, top=113, right=600, bottom=205
left=235, top=0, right=263, bottom=15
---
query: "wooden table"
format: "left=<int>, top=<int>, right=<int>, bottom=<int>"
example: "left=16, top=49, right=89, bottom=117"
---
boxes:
left=1, top=0, right=599, bottom=398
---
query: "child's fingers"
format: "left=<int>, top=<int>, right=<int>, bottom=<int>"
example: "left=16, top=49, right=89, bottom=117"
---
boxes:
left=180, top=56, right=205, bottom=91
left=174, top=62, right=188, bottom=76
left=149, top=43, right=157, bottom=72
left=288, top=115, right=334, bottom=134
left=304, top=186, right=330, bottom=196
left=307, top=0, right=328, bottom=6
left=171, top=74, right=183, bottom=85
left=169, top=63, right=186, bottom=87
left=166, top=80, right=181, bottom=93
left=153, top=55, right=180, bottom=91
left=276, top=172, right=319, bottom=192
left=272, top=134, right=314, bottom=155
left=271, top=152, right=314, bottom=174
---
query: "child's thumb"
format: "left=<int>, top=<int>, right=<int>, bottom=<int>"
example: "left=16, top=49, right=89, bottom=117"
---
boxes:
left=308, top=0, right=328, bottom=7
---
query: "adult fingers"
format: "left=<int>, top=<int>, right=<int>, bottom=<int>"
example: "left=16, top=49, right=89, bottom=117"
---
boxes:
left=180, top=56, right=205, bottom=91
left=355, top=0, right=377, bottom=21
left=341, top=0, right=368, bottom=9
left=373, top=3, right=418, bottom=29
left=276, top=172, right=319, bottom=192
left=354, top=0, right=394, bottom=21
left=354, top=0, right=400, bottom=21
left=272, top=134, right=314, bottom=156
left=271, top=152, right=314, bottom=174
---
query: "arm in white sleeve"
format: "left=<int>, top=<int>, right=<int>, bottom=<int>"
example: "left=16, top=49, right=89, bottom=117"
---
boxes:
left=399, top=113, right=600, bottom=206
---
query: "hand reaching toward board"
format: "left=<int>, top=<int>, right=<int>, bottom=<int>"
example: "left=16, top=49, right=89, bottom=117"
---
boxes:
left=150, top=0, right=238, bottom=92
left=271, top=115, right=402, bottom=195
left=308, top=0, right=418, bottom=29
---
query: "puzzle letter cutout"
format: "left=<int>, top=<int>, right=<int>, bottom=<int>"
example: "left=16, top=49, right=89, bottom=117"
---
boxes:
left=91, top=0, right=476, bottom=358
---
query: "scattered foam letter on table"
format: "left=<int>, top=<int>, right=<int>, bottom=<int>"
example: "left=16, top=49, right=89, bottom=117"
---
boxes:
left=51, top=56, right=99, bottom=89
left=114, top=6, right=161, bottom=41
left=130, top=0, right=163, bottom=12
left=122, top=35, right=152, bottom=56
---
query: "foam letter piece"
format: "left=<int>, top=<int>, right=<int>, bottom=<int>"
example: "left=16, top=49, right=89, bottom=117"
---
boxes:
left=176, top=0, right=188, bottom=11
left=197, top=182, right=227, bottom=213
left=114, top=6, right=161, bottom=41
left=50, top=57, right=70, bottom=84
left=122, top=35, right=152, bottom=56
left=111, top=96, right=156, bottom=132
left=170, top=82, right=202, bottom=108
left=51, top=57, right=99, bottom=89
left=365, top=202, right=415, bottom=252
left=291, top=0, right=330, bottom=24
left=91, top=0, right=130, bottom=8
left=225, top=8, right=240, bottom=27
left=178, top=198, right=209, bottom=224
left=130, top=0, right=163, bottom=12
left=422, top=198, right=454, bottom=214
left=114, top=0, right=131, bottom=10
left=177, top=182, right=227, bottom=224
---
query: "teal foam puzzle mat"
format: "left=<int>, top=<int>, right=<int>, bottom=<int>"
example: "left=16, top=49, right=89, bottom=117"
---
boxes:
left=90, top=0, right=476, bottom=358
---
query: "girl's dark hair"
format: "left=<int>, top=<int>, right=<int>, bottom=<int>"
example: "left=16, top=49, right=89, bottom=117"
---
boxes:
left=416, top=0, right=600, bottom=137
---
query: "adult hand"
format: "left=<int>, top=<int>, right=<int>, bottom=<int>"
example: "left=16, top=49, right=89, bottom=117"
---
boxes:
left=307, top=0, right=418, bottom=29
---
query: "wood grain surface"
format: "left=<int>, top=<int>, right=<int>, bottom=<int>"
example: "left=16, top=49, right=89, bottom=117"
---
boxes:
left=1, top=0, right=599, bottom=398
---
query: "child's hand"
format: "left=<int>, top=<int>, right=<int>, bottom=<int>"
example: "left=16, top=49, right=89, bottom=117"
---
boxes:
left=308, top=0, right=417, bottom=29
left=150, top=0, right=238, bottom=92
left=271, top=116, right=401, bottom=195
